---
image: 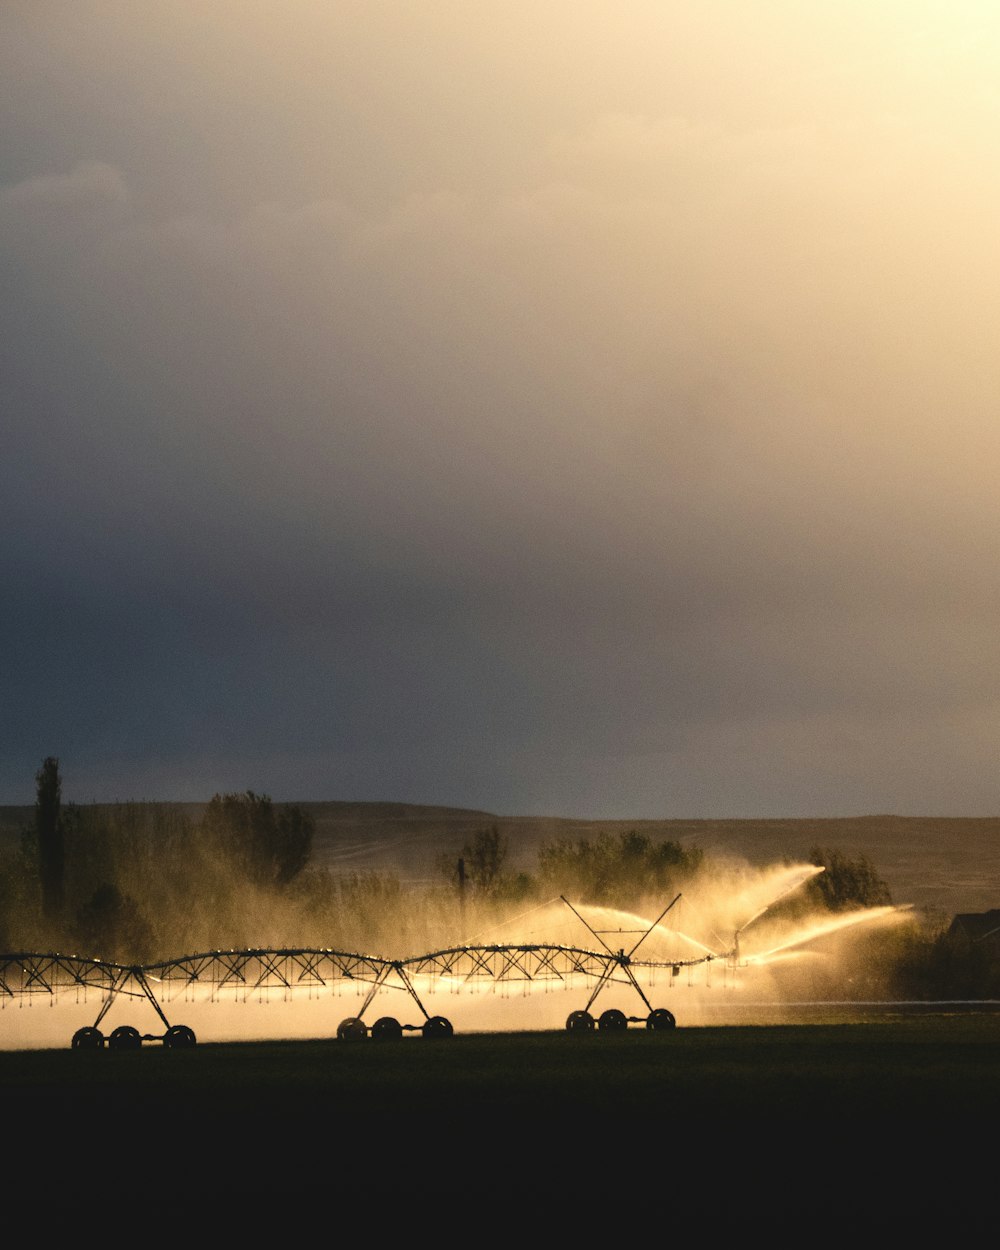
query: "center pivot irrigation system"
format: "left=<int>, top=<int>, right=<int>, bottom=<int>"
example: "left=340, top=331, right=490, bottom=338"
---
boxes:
left=0, top=894, right=736, bottom=1049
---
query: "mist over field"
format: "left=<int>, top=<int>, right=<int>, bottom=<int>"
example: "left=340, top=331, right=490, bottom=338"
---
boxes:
left=0, top=827, right=915, bottom=1051
left=8, top=776, right=1000, bottom=1060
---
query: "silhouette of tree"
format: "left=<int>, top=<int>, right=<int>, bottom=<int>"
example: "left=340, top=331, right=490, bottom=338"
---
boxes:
left=807, top=847, right=892, bottom=911
left=35, top=756, right=65, bottom=921
left=461, top=826, right=508, bottom=895
left=537, top=830, right=703, bottom=908
left=200, top=791, right=313, bottom=887
left=73, top=882, right=154, bottom=963
left=436, top=825, right=534, bottom=905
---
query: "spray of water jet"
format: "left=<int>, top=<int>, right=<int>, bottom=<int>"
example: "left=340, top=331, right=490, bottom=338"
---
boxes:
left=743, top=904, right=912, bottom=966
left=0, top=846, right=919, bottom=1047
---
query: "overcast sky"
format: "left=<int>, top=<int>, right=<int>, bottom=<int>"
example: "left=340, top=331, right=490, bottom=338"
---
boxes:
left=3, top=3, right=999, bottom=816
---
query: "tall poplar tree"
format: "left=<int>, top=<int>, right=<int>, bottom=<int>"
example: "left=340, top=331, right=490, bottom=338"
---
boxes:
left=36, top=756, right=65, bottom=921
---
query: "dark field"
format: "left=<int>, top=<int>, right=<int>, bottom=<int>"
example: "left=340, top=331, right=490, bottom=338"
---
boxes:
left=5, top=800, right=998, bottom=1224
left=5, top=1015, right=1000, bottom=1120
left=6, top=1017, right=995, bottom=1226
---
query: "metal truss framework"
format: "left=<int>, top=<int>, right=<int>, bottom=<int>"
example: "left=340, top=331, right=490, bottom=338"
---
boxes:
left=0, top=896, right=724, bottom=1047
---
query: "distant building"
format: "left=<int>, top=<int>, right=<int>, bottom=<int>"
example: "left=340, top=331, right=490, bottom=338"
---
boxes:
left=948, top=909, right=1000, bottom=945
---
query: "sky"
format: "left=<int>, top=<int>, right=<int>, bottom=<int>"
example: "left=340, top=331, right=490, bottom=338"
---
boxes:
left=3, top=2, right=1000, bottom=817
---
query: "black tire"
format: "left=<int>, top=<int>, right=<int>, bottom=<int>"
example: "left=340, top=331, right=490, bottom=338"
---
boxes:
left=71, top=1026, right=104, bottom=1050
left=337, top=1016, right=368, bottom=1041
left=108, top=1025, right=142, bottom=1051
left=646, top=1008, right=676, bottom=1031
left=371, top=1016, right=403, bottom=1041
left=566, top=1010, right=595, bottom=1032
left=598, top=1008, right=628, bottom=1032
left=421, top=1015, right=453, bottom=1039
left=163, top=1024, right=197, bottom=1049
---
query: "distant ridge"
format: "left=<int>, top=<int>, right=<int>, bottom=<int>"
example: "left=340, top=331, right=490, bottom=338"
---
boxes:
left=0, top=799, right=495, bottom=835
left=298, top=800, right=497, bottom=822
left=2, top=803, right=998, bottom=918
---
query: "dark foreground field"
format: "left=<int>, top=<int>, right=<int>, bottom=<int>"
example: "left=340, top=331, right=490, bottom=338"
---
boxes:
left=4, top=1015, right=998, bottom=1226
left=5, top=1015, right=1000, bottom=1120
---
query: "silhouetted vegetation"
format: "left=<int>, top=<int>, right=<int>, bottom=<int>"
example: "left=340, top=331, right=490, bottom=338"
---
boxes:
left=535, top=829, right=704, bottom=909
left=35, top=757, right=65, bottom=922
left=806, top=846, right=893, bottom=911
left=5, top=759, right=1000, bottom=1002
left=437, top=825, right=534, bottom=906
left=74, top=882, right=155, bottom=964
left=0, top=836, right=34, bottom=952
left=200, top=791, right=313, bottom=888
left=2, top=767, right=325, bottom=959
left=459, top=825, right=508, bottom=896
left=880, top=921, right=1000, bottom=1001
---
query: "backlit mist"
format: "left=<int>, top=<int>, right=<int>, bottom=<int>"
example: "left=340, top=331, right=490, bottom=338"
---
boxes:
left=0, top=852, right=913, bottom=1049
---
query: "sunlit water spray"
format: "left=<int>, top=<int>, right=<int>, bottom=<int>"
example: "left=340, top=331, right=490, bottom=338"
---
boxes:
left=0, top=860, right=915, bottom=1047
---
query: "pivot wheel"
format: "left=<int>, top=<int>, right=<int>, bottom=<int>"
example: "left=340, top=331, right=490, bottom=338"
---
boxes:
left=566, top=1010, right=595, bottom=1032
left=164, top=1024, right=197, bottom=1049
left=371, top=1016, right=403, bottom=1041
left=71, top=1026, right=104, bottom=1050
left=108, top=1025, right=142, bottom=1051
left=646, top=1008, right=676, bottom=1031
left=598, top=1009, right=628, bottom=1032
left=421, top=1015, right=453, bottom=1040
left=337, top=1016, right=368, bottom=1041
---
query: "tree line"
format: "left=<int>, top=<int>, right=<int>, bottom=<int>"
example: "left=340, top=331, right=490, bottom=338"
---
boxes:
left=2, top=757, right=997, bottom=999
left=0, top=757, right=324, bottom=960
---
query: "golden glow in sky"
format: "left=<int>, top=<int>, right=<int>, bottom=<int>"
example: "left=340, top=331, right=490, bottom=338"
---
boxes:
left=2, top=3, right=999, bottom=815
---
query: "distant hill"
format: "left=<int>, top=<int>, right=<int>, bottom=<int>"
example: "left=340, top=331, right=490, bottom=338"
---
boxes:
left=3, top=802, right=999, bottom=920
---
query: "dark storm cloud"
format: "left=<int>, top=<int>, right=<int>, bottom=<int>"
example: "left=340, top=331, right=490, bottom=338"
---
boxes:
left=3, top=4, right=1000, bottom=814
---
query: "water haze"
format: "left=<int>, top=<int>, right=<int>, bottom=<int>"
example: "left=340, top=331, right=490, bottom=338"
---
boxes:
left=0, top=857, right=914, bottom=1050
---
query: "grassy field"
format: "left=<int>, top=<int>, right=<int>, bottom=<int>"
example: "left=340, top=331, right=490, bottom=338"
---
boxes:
left=5, top=1017, right=994, bottom=1224
left=6, top=1015, right=1000, bottom=1119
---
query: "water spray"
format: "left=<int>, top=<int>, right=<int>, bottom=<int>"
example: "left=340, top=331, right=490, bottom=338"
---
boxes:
left=0, top=863, right=909, bottom=1048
